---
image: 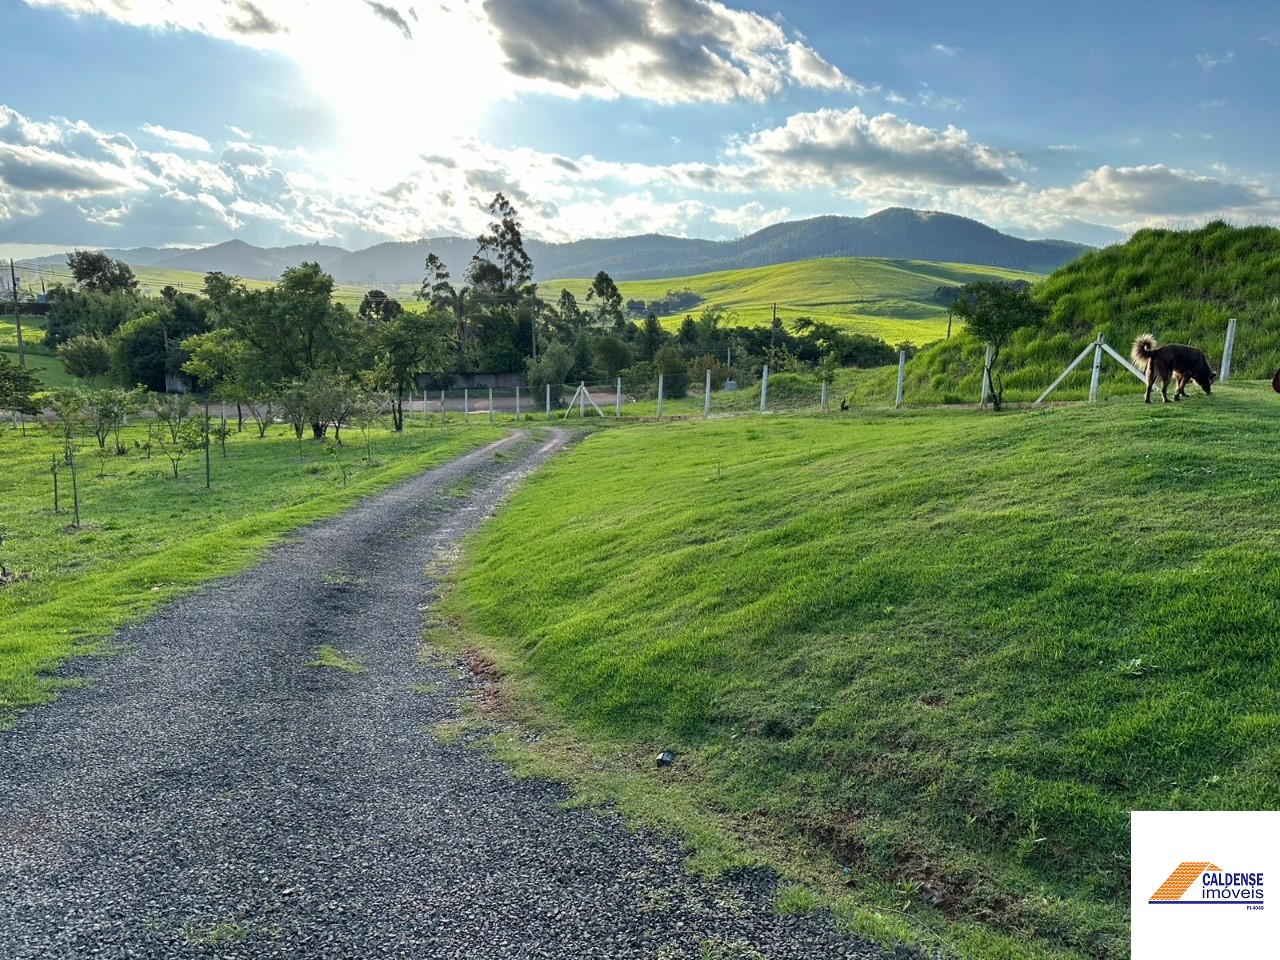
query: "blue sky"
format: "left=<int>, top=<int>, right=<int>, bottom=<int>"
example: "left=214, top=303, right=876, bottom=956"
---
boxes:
left=2, top=0, right=1278, bottom=255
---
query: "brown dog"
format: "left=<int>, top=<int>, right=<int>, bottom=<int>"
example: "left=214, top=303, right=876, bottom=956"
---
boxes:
left=1131, top=334, right=1216, bottom=403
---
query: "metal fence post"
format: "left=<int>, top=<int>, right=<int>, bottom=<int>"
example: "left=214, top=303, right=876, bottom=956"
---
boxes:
left=440, top=390, right=445, bottom=426
left=464, top=388, right=470, bottom=423
left=821, top=380, right=828, bottom=413
left=1088, top=334, right=1104, bottom=402
left=615, top=377, right=622, bottom=417
left=657, top=374, right=664, bottom=419
left=546, top=383, right=551, bottom=420
left=489, top=387, right=495, bottom=423
left=515, top=385, right=521, bottom=418
left=760, top=364, right=769, bottom=413
left=579, top=382, right=586, bottom=418
left=1221, top=318, right=1237, bottom=382
left=704, top=368, right=711, bottom=418
left=896, top=350, right=906, bottom=408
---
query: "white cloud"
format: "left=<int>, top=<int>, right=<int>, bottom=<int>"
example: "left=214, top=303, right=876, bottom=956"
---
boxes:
left=480, top=0, right=866, bottom=102
left=140, top=123, right=214, bottom=153
left=1196, top=50, right=1235, bottom=69
left=932, top=43, right=961, bottom=57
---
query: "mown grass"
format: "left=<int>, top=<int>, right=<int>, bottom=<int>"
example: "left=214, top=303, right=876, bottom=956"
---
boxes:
left=0, top=419, right=503, bottom=720
left=548, top=257, right=1043, bottom=345
left=888, top=221, right=1280, bottom=405
left=446, top=383, right=1280, bottom=960
left=0, top=314, right=73, bottom=388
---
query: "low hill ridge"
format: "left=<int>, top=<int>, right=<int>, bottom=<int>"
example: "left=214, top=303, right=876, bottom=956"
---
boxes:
left=22, top=209, right=1088, bottom=285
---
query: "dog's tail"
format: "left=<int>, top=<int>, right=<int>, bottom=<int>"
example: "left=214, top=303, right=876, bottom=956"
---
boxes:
left=1131, top=333, right=1158, bottom=370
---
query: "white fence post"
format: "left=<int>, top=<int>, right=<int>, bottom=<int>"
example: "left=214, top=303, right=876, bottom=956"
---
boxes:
left=980, top=344, right=993, bottom=407
left=1221, top=318, right=1237, bottom=382
left=657, top=373, right=665, bottom=419
left=615, top=377, right=622, bottom=418
left=896, top=350, right=907, bottom=409
left=1089, top=334, right=1104, bottom=402
left=760, top=364, right=769, bottom=413
left=546, top=383, right=551, bottom=419
left=440, top=390, right=445, bottom=426
left=489, top=387, right=494, bottom=423
left=704, top=369, right=711, bottom=419
left=464, top=388, right=470, bottom=423
left=579, top=382, right=586, bottom=418
left=515, top=386, right=521, bottom=418
left=821, top=380, right=828, bottom=413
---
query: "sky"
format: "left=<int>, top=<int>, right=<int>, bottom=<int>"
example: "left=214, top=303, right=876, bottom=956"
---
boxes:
left=2, top=0, right=1278, bottom=256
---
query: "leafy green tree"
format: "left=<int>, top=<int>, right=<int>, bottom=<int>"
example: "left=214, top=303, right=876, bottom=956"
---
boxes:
left=469, top=193, right=534, bottom=297
left=569, top=333, right=596, bottom=382
left=67, top=250, right=138, bottom=294
left=111, top=314, right=172, bottom=391
left=48, top=388, right=87, bottom=462
left=370, top=310, right=454, bottom=431
left=585, top=271, right=623, bottom=327
left=639, top=313, right=665, bottom=361
left=148, top=392, right=194, bottom=444
left=43, top=287, right=148, bottom=346
left=593, top=336, right=632, bottom=379
left=950, top=281, right=1048, bottom=410
left=0, top=353, right=42, bottom=418
left=525, top=341, right=574, bottom=403
left=57, top=335, right=113, bottom=385
left=357, top=289, right=404, bottom=323
left=156, top=420, right=203, bottom=479
left=277, top=380, right=310, bottom=448
left=690, top=355, right=733, bottom=390
left=653, top=346, right=691, bottom=397
left=85, top=387, right=144, bottom=452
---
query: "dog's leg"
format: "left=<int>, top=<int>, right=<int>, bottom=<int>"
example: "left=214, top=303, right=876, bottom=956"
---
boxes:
left=1144, top=367, right=1155, bottom=403
left=1174, top=374, right=1186, bottom=400
left=1161, top=373, right=1171, bottom=403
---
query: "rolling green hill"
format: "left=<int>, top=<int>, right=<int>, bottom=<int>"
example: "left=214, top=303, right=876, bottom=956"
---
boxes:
left=548, top=257, right=1044, bottom=345
left=875, top=221, right=1280, bottom=405
left=447, top=387, right=1280, bottom=960
left=0, top=314, right=74, bottom=389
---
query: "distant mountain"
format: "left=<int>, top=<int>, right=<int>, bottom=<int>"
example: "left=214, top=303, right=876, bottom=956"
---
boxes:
left=23, top=209, right=1090, bottom=286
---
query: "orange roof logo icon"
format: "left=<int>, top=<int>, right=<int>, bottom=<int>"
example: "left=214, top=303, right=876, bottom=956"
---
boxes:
left=1150, top=862, right=1221, bottom=901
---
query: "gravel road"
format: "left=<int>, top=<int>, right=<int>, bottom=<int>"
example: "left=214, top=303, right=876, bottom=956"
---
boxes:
left=0, top=429, right=884, bottom=960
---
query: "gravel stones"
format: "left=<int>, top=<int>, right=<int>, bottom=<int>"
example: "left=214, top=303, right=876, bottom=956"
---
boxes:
left=0, top=430, right=884, bottom=960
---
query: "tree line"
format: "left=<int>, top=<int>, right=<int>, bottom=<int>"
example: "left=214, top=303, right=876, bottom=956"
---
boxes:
left=10, top=194, right=910, bottom=431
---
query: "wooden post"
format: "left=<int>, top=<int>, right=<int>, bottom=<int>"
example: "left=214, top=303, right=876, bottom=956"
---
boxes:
left=203, top=401, right=211, bottom=489
left=657, top=373, right=664, bottom=419
left=760, top=364, right=769, bottom=413
left=1221, top=318, right=1237, bottom=382
left=980, top=344, right=993, bottom=408
left=9, top=259, right=25, bottom=367
left=1088, top=334, right=1104, bottom=402
left=896, top=350, right=907, bottom=408
left=704, top=368, right=711, bottom=418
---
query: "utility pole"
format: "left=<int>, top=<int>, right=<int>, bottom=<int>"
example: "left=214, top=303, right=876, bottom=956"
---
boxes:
left=9, top=260, right=25, bottom=367
left=770, top=303, right=778, bottom=348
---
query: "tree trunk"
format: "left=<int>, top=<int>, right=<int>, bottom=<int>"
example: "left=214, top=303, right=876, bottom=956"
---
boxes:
left=236, top=402, right=243, bottom=432
left=393, top=388, right=404, bottom=432
left=311, top=421, right=326, bottom=440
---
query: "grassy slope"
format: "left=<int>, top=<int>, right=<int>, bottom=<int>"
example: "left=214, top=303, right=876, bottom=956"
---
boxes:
left=448, top=385, right=1280, bottom=960
left=885, top=221, right=1280, bottom=405
left=547, top=258, right=1043, bottom=345
left=0, top=314, right=75, bottom=388
left=0, top=420, right=504, bottom=719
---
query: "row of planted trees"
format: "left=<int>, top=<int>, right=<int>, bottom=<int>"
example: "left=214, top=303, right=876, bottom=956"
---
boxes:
left=36, top=193, right=904, bottom=416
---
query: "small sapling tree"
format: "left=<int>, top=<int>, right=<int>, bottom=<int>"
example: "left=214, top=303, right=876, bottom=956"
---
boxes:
left=57, top=335, right=113, bottom=386
left=157, top=420, right=204, bottom=479
left=949, top=281, right=1047, bottom=411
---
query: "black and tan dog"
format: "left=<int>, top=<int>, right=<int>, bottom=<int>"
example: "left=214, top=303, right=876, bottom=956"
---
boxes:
left=1131, top=334, right=1216, bottom=403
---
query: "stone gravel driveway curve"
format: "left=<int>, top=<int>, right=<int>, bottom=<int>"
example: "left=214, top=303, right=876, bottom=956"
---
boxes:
left=0, top=429, right=885, bottom=959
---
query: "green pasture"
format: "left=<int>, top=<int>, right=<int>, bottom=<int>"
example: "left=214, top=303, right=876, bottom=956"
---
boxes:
left=0, top=418, right=503, bottom=721
left=0, top=314, right=73, bottom=388
left=547, top=257, right=1044, bottom=345
left=447, top=383, right=1280, bottom=960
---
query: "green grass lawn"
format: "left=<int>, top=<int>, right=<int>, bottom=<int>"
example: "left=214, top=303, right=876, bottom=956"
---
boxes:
left=548, top=258, right=1044, bottom=345
left=1, top=314, right=75, bottom=388
left=0, top=418, right=504, bottom=720
left=446, top=383, right=1280, bottom=960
